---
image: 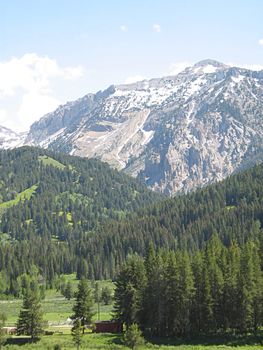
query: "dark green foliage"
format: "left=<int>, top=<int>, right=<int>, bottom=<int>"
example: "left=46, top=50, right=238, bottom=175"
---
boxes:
left=61, top=281, right=74, bottom=300
left=0, top=146, right=263, bottom=296
left=16, top=287, right=44, bottom=340
left=0, top=146, right=161, bottom=293
left=113, top=255, right=146, bottom=327
left=114, top=237, right=263, bottom=337
left=101, top=286, right=112, bottom=305
left=81, top=162, right=263, bottom=278
left=123, top=323, right=144, bottom=350
left=71, top=318, right=83, bottom=350
left=72, top=279, right=94, bottom=332
left=53, top=345, right=62, bottom=350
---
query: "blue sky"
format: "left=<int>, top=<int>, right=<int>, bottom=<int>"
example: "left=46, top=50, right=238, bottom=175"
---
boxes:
left=1, top=0, right=263, bottom=131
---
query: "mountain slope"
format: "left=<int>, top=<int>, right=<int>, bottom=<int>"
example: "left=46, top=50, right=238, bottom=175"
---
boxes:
left=25, top=60, right=263, bottom=195
left=80, top=161, right=263, bottom=277
left=0, top=147, right=161, bottom=242
left=0, top=152, right=262, bottom=289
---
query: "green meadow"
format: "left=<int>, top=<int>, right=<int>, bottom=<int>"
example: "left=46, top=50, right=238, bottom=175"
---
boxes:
left=1, top=276, right=262, bottom=349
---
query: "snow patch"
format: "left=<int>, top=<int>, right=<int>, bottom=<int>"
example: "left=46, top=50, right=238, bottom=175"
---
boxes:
left=39, top=128, right=66, bottom=148
left=232, top=75, right=244, bottom=84
left=202, top=65, right=217, bottom=74
left=141, top=129, right=155, bottom=146
left=186, top=77, right=205, bottom=96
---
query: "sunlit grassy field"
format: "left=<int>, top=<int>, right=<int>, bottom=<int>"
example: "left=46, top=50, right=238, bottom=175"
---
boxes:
left=1, top=276, right=114, bottom=327
left=1, top=275, right=262, bottom=349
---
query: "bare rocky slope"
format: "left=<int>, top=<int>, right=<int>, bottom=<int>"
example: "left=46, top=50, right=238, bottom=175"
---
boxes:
left=18, top=60, right=263, bottom=195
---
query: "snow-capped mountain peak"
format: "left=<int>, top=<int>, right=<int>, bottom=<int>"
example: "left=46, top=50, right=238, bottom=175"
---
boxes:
left=7, top=59, right=263, bottom=194
left=0, top=126, right=26, bottom=149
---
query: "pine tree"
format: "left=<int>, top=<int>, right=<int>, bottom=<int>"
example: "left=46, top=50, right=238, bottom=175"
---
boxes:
left=113, top=255, right=146, bottom=327
left=71, top=318, right=83, bottom=350
left=101, top=286, right=112, bottom=305
left=72, top=279, right=94, bottom=333
left=63, top=281, right=73, bottom=300
left=163, top=251, right=179, bottom=336
left=191, top=251, right=203, bottom=333
left=177, top=251, right=195, bottom=336
left=142, top=249, right=165, bottom=336
left=237, top=241, right=255, bottom=332
left=222, top=241, right=240, bottom=331
left=16, top=288, right=44, bottom=340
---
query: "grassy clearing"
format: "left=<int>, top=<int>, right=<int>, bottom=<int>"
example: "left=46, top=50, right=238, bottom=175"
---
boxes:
left=38, top=155, right=65, bottom=170
left=1, top=278, right=114, bottom=327
left=0, top=185, right=37, bottom=215
left=4, top=332, right=263, bottom=349
left=2, top=296, right=113, bottom=327
left=225, top=205, right=236, bottom=210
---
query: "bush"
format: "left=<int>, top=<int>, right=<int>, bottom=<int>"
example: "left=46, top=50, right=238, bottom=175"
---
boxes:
left=53, top=344, right=62, bottom=350
left=123, top=323, right=144, bottom=350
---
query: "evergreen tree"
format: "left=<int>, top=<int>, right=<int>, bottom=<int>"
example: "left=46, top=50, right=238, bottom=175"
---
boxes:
left=114, top=255, right=146, bottom=327
left=176, top=251, right=195, bottom=336
left=72, top=279, right=94, bottom=333
left=123, top=323, right=144, bottom=350
left=191, top=251, right=204, bottom=333
left=143, top=250, right=165, bottom=336
left=62, top=281, right=73, bottom=300
left=101, top=286, right=112, bottom=305
left=222, top=241, right=240, bottom=331
left=16, top=288, right=44, bottom=340
left=71, top=318, right=83, bottom=350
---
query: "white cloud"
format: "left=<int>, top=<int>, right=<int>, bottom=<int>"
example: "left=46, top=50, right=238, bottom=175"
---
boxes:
left=0, top=109, right=7, bottom=122
left=125, top=75, right=146, bottom=84
left=0, top=53, right=84, bottom=131
left=153, top=24, right=161, bottom=33
left=18, top=92, right=60, bottom=128
left=168, top=62, right=192, bottom=75
left=258, top=38, right=263, bottom=45
left=120, top=25, right=128, bottom=32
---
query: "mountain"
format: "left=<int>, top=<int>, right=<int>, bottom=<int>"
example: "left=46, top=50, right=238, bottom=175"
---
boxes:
left=0, top=146, right=161, bottom=241
left=24, top=59, right=263, bottom=195
left=0, top=146, right=162, bottom=289
left=0, top=125, right=26, bottom=149
left=74, top=161, right=263, bottom=277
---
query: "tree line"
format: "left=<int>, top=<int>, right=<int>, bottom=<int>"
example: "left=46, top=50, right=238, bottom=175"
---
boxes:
left=113, top=235, right=263, bottom=336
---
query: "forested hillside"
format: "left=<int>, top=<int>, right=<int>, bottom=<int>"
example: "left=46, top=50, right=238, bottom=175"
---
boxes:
left=0, top=147, right=161, bottom=295
left=77, top=162, right=263, bottom=277
left=0, top=147, right=262, bottom=296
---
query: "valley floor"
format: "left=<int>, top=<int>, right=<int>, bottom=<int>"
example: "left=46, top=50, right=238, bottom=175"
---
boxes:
left=1, top=278, right=262, bottom=349
left=4, top=332, right=263, bottom=350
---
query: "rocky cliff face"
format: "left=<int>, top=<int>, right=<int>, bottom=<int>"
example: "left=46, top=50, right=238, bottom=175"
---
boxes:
left=25, top=60, right=263, bottom=195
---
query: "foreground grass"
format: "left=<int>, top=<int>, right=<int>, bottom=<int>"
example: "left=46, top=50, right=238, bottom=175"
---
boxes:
left=4, top=332, right=263, bottom=349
